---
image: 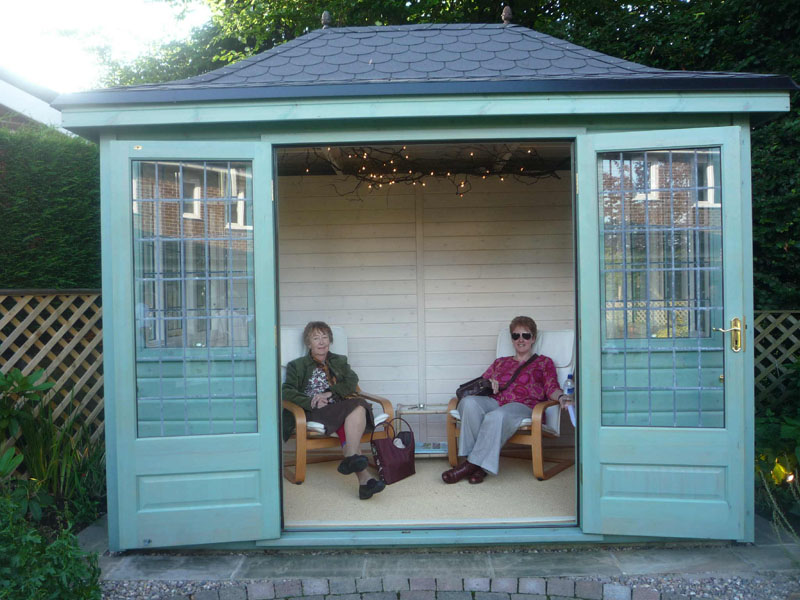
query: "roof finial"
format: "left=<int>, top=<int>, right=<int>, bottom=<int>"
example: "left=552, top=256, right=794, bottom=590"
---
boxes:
left=501, top=5, right=512, bottom=25
left=321, top=10, right=332, bottom=29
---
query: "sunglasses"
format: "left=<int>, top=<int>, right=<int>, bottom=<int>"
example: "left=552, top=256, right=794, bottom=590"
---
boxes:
left=511, top=332, right=532, bottom=340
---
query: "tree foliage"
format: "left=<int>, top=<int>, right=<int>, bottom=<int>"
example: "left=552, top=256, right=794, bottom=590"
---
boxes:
left=98, top=23, right=233, bottom=86
left=101, top=0, right=799, bottom=307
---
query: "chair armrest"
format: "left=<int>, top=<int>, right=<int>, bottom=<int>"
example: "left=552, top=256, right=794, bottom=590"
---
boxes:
left=447, top=396, right=459, bottom=414
left=282, top=400, right=307, bottom=431
left=531, top=399, right=559, bottom=429
left=356, top=387, right=394, bottom=420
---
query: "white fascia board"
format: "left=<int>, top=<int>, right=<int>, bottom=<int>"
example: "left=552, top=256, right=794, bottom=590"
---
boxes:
left=0, top=79, right=63, bottom=129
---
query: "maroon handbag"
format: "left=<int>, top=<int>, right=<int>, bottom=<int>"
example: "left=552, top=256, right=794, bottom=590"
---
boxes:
left=370, top=417, right=415, bottom=484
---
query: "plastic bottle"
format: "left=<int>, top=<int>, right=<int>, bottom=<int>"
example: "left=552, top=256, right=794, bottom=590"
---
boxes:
left=563, top=374, right=576, bottom=426
left=564, top=374, right=575, bottom=400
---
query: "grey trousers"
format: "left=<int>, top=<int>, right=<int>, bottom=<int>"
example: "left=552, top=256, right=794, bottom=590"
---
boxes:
left=457, top=395, right=531, bottom=475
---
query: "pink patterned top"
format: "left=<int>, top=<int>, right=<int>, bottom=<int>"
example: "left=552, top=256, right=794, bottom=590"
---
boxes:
left=482, top=354, right=561, bottom=410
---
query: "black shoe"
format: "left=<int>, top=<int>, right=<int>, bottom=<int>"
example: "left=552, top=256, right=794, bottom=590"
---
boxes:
left=359, top=478, right=386, bottom=500
left=337, top=454, right=368, bottom=475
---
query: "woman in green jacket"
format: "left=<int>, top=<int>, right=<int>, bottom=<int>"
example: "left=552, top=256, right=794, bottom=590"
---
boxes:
left=282, top=321, right=385, bottom=500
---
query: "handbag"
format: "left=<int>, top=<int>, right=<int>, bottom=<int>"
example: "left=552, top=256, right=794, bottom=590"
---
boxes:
left=456, top=376, right=493, bottom=400
left=456, top=353, right=539, bottom=400
left=370, top=417, right=415, bottom=484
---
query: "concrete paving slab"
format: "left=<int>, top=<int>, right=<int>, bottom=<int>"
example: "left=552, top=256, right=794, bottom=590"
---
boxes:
left=754, top=514, right=784, bottom=546
left=236, top=554, right=366, bottom=579
left=363, top=553, right=493, bottom=577
left=77, top=514, right=108, bottom=554
left=729, top=542, right=800, bottom=571
left=488, top=550, right=622, bottom=577
left=103, top=553, right=244, bottom=581
left=611, top=547, right=750, bottom=576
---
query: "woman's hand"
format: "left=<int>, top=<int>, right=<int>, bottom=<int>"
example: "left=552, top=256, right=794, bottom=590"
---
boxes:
left=490, top=378, right=499, bottom=394
left=558, top=394, right=573, bottom=410
left=311, top=391, right=333, bottom=409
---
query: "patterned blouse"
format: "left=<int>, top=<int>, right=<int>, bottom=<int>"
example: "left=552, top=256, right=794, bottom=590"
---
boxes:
left=304, top=367, right=331, bottom=398
left=482, top=354, right=561, bottom=410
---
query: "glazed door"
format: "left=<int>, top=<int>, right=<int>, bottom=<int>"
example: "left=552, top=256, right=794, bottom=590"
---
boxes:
left=105, top=140, right=279, bottom=549
left=577, top=126, right=752, bottom=540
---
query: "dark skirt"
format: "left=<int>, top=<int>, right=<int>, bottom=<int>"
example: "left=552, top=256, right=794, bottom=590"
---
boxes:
left=309, top=396, right=374, bottom=435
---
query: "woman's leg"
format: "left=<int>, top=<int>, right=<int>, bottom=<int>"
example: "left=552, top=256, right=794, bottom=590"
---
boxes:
left=467, top=402, right=531, bottom=475
left=458, top=395, right=499, bottom=457
left=342, top=405, right=371, bottom=484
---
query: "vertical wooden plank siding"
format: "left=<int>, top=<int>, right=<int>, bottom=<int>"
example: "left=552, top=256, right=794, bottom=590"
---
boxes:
left=422, top=175, right=575, bottom=404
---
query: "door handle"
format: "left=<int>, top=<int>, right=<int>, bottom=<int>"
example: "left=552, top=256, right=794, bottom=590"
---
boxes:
left=713, top=317, right=743, bottom=353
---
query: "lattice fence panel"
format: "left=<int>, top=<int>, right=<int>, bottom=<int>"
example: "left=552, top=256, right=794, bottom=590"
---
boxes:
left=1, top=291, right=104, bottom=442
left=754, top=311, right=800, bottom=402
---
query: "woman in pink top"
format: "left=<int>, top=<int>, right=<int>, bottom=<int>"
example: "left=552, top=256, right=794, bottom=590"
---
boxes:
left=441, top=316, right=569, bottom=484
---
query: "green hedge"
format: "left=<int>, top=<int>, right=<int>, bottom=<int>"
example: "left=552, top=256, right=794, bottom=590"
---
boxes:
left=0, top=125, right=100, bottom=289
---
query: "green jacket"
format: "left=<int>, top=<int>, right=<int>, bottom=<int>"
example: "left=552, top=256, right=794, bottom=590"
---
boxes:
left=281, top=352, right=359, bottom=441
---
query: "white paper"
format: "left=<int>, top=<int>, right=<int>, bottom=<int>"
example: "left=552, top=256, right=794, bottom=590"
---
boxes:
left=567, top=404, right=577, bottom=428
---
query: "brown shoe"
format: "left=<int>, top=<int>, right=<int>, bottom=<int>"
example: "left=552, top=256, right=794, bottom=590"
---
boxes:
left=468, top=468, right=487, bottom=484
left=441, top=460, right=479, bottom=484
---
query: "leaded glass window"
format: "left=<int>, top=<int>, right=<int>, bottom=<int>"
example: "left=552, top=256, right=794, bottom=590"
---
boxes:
left=132, top=160, right=257, bottom=437
left=599, top=148, right=724, bottom=428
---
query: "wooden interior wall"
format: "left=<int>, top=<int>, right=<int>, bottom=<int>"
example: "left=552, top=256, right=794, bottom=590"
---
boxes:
left=277, top=172, right=575, bottom=441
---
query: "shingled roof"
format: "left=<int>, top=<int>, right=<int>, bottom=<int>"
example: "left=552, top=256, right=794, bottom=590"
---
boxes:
left=54, top=23, right=797, bottom=107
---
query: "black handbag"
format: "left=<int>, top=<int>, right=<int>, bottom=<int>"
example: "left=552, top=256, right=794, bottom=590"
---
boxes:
left=456, top=353, right=539, bottom=400
left=370, top=417, right=415, bottom=484
left=456, top=377, right=493, bottom=400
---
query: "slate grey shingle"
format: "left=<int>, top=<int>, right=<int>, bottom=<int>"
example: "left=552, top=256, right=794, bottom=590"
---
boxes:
left=54, top=23, right=798, bottom=107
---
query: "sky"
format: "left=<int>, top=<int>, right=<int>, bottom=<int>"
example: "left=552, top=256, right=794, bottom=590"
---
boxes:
left=1, top=0, right=212, bottom=93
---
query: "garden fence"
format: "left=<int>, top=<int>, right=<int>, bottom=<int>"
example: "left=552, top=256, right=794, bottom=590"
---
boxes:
left=0, top=290, right=104, bottom=442
left=754, top=310, right=800, bottom=403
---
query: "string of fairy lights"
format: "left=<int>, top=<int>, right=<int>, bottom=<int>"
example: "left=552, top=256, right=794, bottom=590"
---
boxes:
left=291, top=144, right=566, bottom=196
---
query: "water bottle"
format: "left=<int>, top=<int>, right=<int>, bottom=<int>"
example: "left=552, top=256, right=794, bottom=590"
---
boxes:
left=563, top=374, right=576, bottom=426
left=564, top=374, right=574, bottom=400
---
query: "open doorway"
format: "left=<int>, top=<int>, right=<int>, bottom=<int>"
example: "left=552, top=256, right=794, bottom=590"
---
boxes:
left=275, top=140, right=577, bottom=529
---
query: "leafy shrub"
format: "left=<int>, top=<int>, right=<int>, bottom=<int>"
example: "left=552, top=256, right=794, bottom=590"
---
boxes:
left=0, top=124, right=100, bottom=289
left=1, top=370, right=106, bottom=527
left=0, top=495, right=101, bottom=600
left=755, top=369, right=800, bottom=535
left=0, top=368, right=53, bottom=441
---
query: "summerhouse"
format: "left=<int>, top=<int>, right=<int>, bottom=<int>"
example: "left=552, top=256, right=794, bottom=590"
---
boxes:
left=54, top=17, right=796, bottom=551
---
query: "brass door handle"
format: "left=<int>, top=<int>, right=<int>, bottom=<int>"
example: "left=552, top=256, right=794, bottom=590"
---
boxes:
left=713, top=317, right=743, bottom=352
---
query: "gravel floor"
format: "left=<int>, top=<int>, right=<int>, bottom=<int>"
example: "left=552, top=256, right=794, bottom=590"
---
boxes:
left=100, top=574, right=800, bottom=600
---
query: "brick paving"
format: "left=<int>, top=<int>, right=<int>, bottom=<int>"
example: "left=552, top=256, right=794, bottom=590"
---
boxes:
left=158, top=577, right=737, bottom=599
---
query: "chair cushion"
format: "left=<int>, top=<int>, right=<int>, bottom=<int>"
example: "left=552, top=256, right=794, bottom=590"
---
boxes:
left=303, top=411, right=390, bottom=436
left=450, top=407, right=559, bottom=435
left=306, top=421, right=326, bottom=433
